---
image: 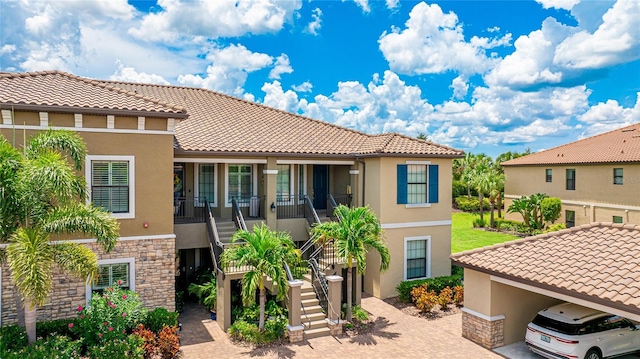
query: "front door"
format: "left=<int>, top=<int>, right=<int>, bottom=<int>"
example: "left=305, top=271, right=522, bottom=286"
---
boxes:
left=313, top=165, right=329, bottom=209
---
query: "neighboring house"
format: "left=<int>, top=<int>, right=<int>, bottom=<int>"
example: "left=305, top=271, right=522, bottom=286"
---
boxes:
left=0, top=71, right=463, bottom=336
left=451, top=222, right=640, bottom=349
left=501, top=123, right=640, bottom=227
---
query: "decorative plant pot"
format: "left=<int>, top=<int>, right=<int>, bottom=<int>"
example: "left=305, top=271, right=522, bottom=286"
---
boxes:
left=210, top=311, right=217, bottom=320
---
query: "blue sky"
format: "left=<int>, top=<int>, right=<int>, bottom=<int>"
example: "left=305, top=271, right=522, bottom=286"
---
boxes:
left=1, top=0, right=638, bottom=157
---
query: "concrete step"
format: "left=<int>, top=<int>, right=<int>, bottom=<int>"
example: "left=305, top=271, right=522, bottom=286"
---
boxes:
left=302, top=274, right=312, bottom=282
left=304, top=327, right=331, bottom=339
left=303, top=319, right=328, bottom=330
left=301, top=312, right=326, bottom=323
left=301, top=298, right=319, bottom=307
left=301, top=291, right=316, bottom=300
left=302, top=305, right=324, bottom=314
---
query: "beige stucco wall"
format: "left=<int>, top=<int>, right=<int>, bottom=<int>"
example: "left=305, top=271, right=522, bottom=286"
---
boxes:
left=504, top=164, right=640, bottom=225
left=175, top=223, right=209, bottom=250
left=463, top=269, right=492, bottom=315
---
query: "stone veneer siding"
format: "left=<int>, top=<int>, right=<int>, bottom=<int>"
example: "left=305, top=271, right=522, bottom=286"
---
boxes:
left=461, top=310, right=505, bottom=349
left=1, top=237, right=175, bottom=325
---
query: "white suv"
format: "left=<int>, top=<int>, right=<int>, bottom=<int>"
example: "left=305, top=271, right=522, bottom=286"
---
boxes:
left=525, top=303, right=640, bottom=359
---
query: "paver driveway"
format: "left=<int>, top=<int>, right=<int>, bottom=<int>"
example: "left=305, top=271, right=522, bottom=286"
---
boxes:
left=179, top=296, right=502, bottom=359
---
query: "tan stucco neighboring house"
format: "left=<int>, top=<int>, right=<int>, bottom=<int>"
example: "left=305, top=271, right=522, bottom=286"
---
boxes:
left=451, top=222, right=640, bottom=349
left=501, top=123, right=640, bottom=227
left=0, top=71, right=463, bottom=338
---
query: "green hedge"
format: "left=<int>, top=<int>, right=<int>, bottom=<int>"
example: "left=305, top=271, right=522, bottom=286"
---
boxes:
left=396, top=274, right=463, bottom=303
left=494, top=218, right=524, bottom=232
left=455, top=196, right=490, bottom=212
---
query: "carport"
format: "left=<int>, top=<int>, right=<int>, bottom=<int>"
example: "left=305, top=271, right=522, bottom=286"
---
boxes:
left=450, top=223, right=640, bottom=349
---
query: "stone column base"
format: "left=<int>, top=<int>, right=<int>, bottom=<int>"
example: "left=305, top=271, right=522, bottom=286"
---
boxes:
left=287, top=325, right=304, bottom=343
left=326, top=319, right=343, bottom=336
left=461, top=308, right=505, bottom=349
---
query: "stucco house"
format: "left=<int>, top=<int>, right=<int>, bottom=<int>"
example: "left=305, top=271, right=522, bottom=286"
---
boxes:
left=451, top=222, right=640, bottom=349
left=0, top=71, right=463, bottom=339
left=502, top=123, right=640, bottom=227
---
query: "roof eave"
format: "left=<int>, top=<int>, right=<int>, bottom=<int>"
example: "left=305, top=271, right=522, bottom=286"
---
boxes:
left=0, top=103, right=189, bottom=119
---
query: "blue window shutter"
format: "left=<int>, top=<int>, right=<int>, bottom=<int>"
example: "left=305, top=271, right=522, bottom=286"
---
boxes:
left=397, top=165, right=407, bottom=204
left=428, top=164, right=439, bottom=203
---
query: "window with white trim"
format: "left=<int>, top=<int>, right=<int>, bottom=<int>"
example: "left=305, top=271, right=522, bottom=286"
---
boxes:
left=276, top=164, right=291, bottom=201
left=613, top=168, right=623, bottom=185
left=405, top=237, right=430, bottom=280
left=196, top=164, right=216, bottom=206
left=87, top=156, right=135, bottom=219
left=86, top=258, right=135, bottom=303
left=227, top=164, right=253, bottom=202
left=397, top=163, right=439, bottom=205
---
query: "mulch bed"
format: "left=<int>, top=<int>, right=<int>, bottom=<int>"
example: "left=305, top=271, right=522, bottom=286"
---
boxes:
left=383, top=296, right=463, bottom=320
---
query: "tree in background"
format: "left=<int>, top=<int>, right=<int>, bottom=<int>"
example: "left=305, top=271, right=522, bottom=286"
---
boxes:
left=541, top=197, right=562, bottom=224
left=0, top=129, right=119, bottom=344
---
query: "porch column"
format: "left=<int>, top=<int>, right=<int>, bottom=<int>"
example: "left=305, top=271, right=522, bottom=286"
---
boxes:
left=326, top=275, right=343, bottom=335
left=264, top=157, right=278, bottom=229
left=286, top=280, right=304, bottom=343
left=349, top=167, right=360, bottom=208
left=216, top=271, right=232, bottom=331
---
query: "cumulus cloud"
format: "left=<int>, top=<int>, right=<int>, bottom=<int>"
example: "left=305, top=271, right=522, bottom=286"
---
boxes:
left=0, top=44, right=17, bottom=55
left=386, top=0, right=399, bottom=9
left=577, top=93, right=640, bottom=136
left=535, top=0, right=580, bottom=11
left=262, top=81, right=302, bottom=113
left=450, top=76, right=469, bottom=100
left=351, top=0, right=371, bottom=13
left=129, top=0, right=302, bottom=43
left=378, top=2, right=511, bottom=76
left=178, top=44, right=273, bottom=97
left=109, top=61, right=170, bottom=85
left=306, top=8, right=322, bottom=35
left=269, top=54, right=293, bottom=79
left=292, top=81, right=313, bottom=92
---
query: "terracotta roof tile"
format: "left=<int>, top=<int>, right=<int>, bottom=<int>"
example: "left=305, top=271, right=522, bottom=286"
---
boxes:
left=451, top=223, right=640, bottom=315
left=502, top=123, right=640, bottom=165
left=0, top=71, right=186, bottom=116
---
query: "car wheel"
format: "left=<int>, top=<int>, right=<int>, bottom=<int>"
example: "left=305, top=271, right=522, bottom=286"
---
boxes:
left=584, top=348, right=602, bottom=359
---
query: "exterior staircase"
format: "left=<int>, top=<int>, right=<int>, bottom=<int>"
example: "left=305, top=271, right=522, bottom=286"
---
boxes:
left=215, top=220, right=238, bottom=243
left=300, top=274, right=331, bottom=339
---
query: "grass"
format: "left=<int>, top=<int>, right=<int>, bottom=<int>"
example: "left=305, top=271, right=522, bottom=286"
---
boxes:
left=451, top=212, right=519, bottom=253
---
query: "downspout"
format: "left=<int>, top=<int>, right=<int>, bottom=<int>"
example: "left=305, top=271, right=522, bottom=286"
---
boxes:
left=355, top=155, right=365, bottom=206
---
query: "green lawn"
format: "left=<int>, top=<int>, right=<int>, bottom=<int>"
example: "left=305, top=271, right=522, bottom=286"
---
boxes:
left=451, top=212, right=519, bottom=253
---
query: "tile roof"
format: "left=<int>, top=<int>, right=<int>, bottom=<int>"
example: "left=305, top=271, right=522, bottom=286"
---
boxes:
left=451, top=223, right=640, bottom=315
left=0, top=71, right=187, bottom=117
left=502, top=123, right=640, bottom=166
left=102, top=80, right=464, bottom=157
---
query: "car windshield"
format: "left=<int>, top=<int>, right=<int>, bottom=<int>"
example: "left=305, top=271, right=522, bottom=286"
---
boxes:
left=532, top=314, right=583, bottom=335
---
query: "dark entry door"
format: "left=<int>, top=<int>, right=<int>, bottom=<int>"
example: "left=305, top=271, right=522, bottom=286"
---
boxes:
left=313, top=165, right=329, bottom=209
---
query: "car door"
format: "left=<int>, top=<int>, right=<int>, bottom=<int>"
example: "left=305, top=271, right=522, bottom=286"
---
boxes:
left=600, top=316, right=633, bottom=356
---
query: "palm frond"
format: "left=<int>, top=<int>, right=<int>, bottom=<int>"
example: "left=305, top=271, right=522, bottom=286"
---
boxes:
left=7, top=228, right=54, bottom=307
left=25, top=129, right=87, bottom=171
left=51, top=242, right=98, bottom=281
left=43, top=204, right=119, bottom=252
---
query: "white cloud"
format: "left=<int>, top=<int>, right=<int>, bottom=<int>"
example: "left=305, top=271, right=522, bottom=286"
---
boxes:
left=109, top=61, right=170, bottom=85
left=261, top=80, right=302, bottom=113
left=0, top=44, right=17, bottom=55
left=269, top=54, right=293, bottom=79
left=535, top=0, right=580, bottom=11
left=378, top=2, right=511, bottom=76
left=351, top=0, right=371, bottom=13
left=292, top=81, right=313, bottom=92
left=554, top=0, right=640, bottom=69
left=578, top=93, right=640, bottom=136
left=129, top=0, right=302, bottom=43
left=450, top=76, right=469, bottom=100
left=386, top=0, right=399, bottom=9
left=177, top=44, right=273, bottom=97
left=306, top=8, right=322, bottom=35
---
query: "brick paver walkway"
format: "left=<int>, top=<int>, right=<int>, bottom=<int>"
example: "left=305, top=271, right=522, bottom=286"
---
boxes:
left=179, top=296, right=502, bottom=358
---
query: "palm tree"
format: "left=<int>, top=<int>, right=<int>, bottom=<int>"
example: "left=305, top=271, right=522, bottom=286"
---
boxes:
left=469, top=156, right=492, bottom=223
left=0, top=130, right=119, bottom=344
left=312, top=205, right=390, bottom=321
left=221, top=223, right=299, bottom=331
left=486, top=171, right=505, bottom=228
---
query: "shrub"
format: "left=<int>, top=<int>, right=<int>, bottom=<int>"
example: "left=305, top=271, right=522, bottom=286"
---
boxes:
left=541, top=197, right=562, bottom=223
left=0, top=324, right=28, bottom=355
left=453, top=286, right=464, bottom=307
left=144, top=308, right=179, bottom=334
left=87, top=334, right=144, bottom=359
left=156, top=326, right=180, bottom=359
left=455, top=196, right=490, bottom=212
left=438, top=287, right=453, bottom=310
left=36, top=318, right=77, bottom=339
left=452, top=180, right=467, bottom=199
left=1, top=335, right=83, bottom=359
left=132, top=324, right=157, bottom=359
left=228, top=320, right=263, bottom=345
left=352, top=305, right=369, bottom=323
left=411, top=284, right=438, bottom=313
left=75, top=284, right=148, bottom=348
left=175, top=291, right=185, bottom=313
left=396, top=274, right=463, bottom=303
left=494, top=218, right=521, bottom=232
left=544, top=223, right=567, bottom=233
left=262, top=316, right=288, bottom=342
left=472, top=217, right=486, bottom=228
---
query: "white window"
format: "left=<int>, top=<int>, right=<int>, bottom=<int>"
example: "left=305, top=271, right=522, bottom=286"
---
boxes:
left=195, top=163, right=217, bottom=207
left=86, top=155, right=135, bottom=219
left=404, top=236, right=430, bottom=280
left=276, top=164, right=293, bottom=202
left=407, top=165, right=427, bottom=204
left=225, top=164, right=257, bottom=206
left=86, top=258, right=135, bottom=303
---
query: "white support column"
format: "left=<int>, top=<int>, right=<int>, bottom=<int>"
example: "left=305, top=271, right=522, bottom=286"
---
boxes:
left=107, top=115, right=115, bottom=129
left=1, top=110, right=12, bottom=125
left=138, top=116, right=145, bottom=130
left=39, top=112, right=48, bottom=127
left=74, top=113, right=83, bottom=128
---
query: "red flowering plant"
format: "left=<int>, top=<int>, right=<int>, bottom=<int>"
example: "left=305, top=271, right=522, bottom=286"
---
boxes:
left=74, top=283, right=147, bottom=348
